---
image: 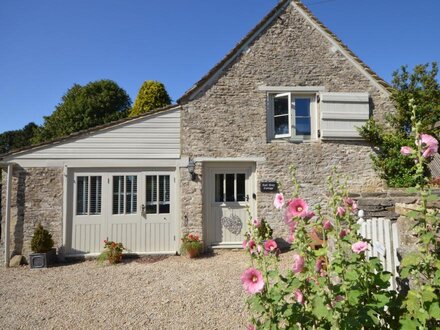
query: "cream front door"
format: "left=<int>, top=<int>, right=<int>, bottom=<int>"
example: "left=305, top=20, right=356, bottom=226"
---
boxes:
left=205, top=164, right=256, bottom=247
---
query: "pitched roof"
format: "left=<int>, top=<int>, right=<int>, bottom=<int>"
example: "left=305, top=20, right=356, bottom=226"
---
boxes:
left=1, top=104, right=180, bottom=159
left=177, top=0, right=392, bottom=104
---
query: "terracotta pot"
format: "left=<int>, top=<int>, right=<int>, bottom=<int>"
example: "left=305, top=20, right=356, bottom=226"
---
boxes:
left=186, top=248, right=200, bottom=258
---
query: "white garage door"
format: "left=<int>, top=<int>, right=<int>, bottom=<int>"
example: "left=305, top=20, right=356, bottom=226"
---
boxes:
left=70, top=170, right=176, bottom=255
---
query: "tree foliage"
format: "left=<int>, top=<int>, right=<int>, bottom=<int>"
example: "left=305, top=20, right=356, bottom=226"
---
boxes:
left=359, top=62, right=440, bottom=187
left=0, top=122, right=38, bottom=154
left=129, top=80, right=171, bottom=117
left=33, top=80, right=131, bottom=143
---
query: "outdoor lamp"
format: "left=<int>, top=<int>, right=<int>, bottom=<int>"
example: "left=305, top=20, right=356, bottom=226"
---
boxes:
left=187, top=159, right=196, bottom=181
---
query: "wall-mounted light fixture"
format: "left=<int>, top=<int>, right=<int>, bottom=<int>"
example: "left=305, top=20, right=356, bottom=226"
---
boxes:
left=187, top=159, right=196, bottom=181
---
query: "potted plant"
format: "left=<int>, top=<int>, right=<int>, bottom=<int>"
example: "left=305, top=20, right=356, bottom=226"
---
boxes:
left=98, top=240, right=126, bottom=264
left=181, top=233, right=203, bottom=258
left=29, top=224, right=56, bottom=268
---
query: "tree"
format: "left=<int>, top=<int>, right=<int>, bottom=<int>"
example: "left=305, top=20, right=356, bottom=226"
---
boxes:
left=359, top=62, right=440, bottom=187
left=129, top=80, right=171, bottom=117
left=33, top=80, right=131, bottom=142
left=0, top=122, right=38, bottom=154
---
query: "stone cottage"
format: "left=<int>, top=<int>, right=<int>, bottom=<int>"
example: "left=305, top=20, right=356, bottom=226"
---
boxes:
left=1, top=0, right=395, bottom=265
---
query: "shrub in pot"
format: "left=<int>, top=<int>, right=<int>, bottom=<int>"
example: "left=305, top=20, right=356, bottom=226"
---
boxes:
left=29, top=224, right=56, bottom=268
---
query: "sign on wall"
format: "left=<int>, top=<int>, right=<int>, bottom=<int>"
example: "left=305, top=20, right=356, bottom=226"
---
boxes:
left=260, top=181, right=278, bottom=193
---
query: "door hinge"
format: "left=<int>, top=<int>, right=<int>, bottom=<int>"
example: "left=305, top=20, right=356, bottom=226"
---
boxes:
left=174, top=235, right=176, bottom=241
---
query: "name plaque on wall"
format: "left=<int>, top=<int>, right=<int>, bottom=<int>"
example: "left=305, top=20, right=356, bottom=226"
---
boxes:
left=260, top=181, right=278, bottom=193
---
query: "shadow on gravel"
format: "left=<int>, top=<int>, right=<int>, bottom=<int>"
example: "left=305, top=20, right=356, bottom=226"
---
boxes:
left=122, top=255, right=170, bottom=265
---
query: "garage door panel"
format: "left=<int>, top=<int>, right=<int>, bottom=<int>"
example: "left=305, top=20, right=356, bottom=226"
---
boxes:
left=70, top=169, right=176, bottom=255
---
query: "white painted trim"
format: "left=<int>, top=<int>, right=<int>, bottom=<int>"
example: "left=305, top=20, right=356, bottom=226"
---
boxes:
left=290, top=2, right=390, bottom=95
left=65, top=251, right=176, bottom=258
left=4, top=164, right=13, bottom=267
left=194, top=157, right=266, bottom=164
left=258, top=85, right=326, bottom=92
left=5, top=158, right=183, bottom=168
left=61, top=165, right=68, bottom=257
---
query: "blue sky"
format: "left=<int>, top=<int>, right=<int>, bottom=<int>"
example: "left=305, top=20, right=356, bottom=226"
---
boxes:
left=0, top=0, right=439, bottom=133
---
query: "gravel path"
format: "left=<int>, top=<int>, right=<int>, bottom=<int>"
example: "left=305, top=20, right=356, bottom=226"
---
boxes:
left=0, top=250, right=253, bottom=330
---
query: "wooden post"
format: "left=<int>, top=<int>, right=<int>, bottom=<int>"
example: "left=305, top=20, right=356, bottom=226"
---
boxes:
left=4, top=163, right=13, bottom=268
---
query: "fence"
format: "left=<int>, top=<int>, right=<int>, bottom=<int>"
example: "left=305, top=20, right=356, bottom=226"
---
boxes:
left=358, top=217, right=400, bottom=290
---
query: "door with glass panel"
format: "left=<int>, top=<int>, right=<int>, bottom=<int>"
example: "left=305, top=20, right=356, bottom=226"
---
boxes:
left=206, top=165, right=255, bottom=246
left=139, top=172, right=175, bottom=253
left=72, top=173, right=106, bottom=253
left=107, top=173, right=139, bottom=252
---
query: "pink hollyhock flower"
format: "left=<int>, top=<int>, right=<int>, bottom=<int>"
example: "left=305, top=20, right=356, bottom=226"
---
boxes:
left=252, top=218, right=261, bottom=228
left=323, top=219, right=332, bottom=230
left=315, top=258, right=323, bottom=273
left=273, top=193, right=285, bottom=209
left=294, top=289, right=305, bottom=305
left=339, top=229, right=348, bottom=239
left=292, top=254, right=305, bottom=273
left=264, top=239, right=277, bottom=252
left=246, top=325, right=256, bottom=330
left=289, top=220, right=298, bottom=233
left=241, top=268, right=264, bottom=294
left=400, top=146, right=414, bottom=156
left=352, top=241, right=368, bottom=254
left=336, top=206, right=346, bottom=217
left=418, top=134, right=439, bottom=158
left=287, top=198, right=309, bottom=218
left=257, top=245, right=263, bottom=254
left=303, top=211, right=315, bottom=220
left=242, top=239, right=248, bottom=249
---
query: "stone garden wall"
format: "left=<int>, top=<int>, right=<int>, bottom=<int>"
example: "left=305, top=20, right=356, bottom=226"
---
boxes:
left=1, top=167, right=63, bottom=263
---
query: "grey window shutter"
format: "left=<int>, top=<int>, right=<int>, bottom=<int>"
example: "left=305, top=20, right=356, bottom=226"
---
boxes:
left=320, top=92, right=370, bottom=140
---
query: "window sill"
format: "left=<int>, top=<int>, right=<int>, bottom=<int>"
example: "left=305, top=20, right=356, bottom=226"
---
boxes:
left=268, top=138, right=320, bottom=144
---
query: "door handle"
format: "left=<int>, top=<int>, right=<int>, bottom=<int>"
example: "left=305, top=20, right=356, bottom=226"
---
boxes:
left=141, top=204, right=146, bottom=217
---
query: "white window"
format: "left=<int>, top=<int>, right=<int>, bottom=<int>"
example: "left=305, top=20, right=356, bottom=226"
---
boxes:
left=145, top=175, right=170, bottom=214
left=269, top=93, right=317, bottom=140
left=113, top=175, right=138, bottom=214
left=76, top=176, right=102, bottom=215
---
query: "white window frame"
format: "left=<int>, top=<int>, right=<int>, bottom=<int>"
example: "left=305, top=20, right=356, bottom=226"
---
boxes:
left=269, top=92, right=318, bottom=141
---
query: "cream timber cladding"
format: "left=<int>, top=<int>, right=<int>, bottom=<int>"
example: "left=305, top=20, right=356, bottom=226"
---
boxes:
left=9, top=108, right=181, bottom=163
left=179, top=0, right=394, bottom=243
left=1, top=107, right=182, bottom=262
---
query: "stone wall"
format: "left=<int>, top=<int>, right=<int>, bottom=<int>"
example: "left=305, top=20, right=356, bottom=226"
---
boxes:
left=1, top=167, right=63, bottom=262
left=180, top=4, right=394, bottom=239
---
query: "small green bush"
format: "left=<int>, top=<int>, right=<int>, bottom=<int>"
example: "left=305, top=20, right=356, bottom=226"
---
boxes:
left=30, top=224, right=54, bottom=253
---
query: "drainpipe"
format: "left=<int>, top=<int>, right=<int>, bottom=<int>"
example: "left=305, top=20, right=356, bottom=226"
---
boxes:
left=3, top=163, right=13, bottom=267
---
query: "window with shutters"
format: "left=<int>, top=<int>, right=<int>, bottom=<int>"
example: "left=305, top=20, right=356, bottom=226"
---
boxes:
left=268, top=93, right=318, bottom=140
left=76, top=176, right=102, bottom=215
left=145, top=175, right=170, bottom=214
left=113, top=175, right=138, bottom=214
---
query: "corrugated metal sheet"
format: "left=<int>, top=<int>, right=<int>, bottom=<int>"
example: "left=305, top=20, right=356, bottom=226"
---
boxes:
left=428, top=153, right=440, bottom=178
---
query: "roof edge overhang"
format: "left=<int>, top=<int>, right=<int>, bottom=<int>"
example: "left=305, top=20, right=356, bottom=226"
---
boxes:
left=0, top=104, right=181, bottom=160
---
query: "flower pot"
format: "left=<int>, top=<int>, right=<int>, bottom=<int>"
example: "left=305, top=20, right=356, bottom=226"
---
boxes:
left=29, top=248, right=57, bottom=269
left=186, top=248, right=200, bottom=258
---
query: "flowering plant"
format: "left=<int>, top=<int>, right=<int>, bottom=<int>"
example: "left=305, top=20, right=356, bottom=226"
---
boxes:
left=181, top=233, right=203, bottom=257
left=241, top=167, right=399, bottom=329
left=98, top=240, right=126, bottom=264
left=397, top=99, right=440, bottom=329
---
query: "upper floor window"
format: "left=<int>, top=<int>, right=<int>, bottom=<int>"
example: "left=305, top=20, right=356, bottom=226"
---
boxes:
left=269, top=93, right=317, bottom=140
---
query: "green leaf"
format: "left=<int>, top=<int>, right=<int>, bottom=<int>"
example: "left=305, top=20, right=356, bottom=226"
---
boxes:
left=429, top=302, right=440, bottom=318
left=421, top=286, right=436, bottom=302
left=345, top=270, right=359, bottom=281
left=315, top=247, right=328, bottom=257
left=405, top=210, right=421, bottom=218
left=426, top=194, right=438, bottom=202
left=312, top=296, right=330, bottom=319
left=400, top=317, right=421, bottom=330
left=347, top=290, right=362, bottom=305
left=401, top=252, right=422, bottom=267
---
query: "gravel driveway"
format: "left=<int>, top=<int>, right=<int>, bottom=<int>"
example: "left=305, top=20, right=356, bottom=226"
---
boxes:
left=0, top=250, right=251, bottom=329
